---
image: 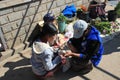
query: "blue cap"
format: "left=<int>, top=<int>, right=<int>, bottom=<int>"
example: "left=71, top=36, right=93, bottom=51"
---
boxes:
left=43, top=13, right=55, bottom=22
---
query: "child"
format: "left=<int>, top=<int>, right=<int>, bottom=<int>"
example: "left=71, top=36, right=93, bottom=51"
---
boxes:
left=30, top=23, right=65, bottom=79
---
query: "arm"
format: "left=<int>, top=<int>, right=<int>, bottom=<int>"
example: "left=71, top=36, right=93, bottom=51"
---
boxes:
left=83, top=40, right=100, bottom=60
left=64, top=50, right=80, bottom=58
left=65, top=40, right=100, bottom=60
left=43, top=48, right=61, bottom=71
left=66, top=52, right=80, bottom=57
left=65, top=40, right=81, bottom=57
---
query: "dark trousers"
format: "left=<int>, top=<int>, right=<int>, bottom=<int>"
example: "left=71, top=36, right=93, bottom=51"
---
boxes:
left=70, top=57, right=93, bottom=73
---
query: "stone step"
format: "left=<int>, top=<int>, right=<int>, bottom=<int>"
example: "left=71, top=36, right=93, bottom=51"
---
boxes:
left=0, top=49, right=13, bottom=62
left=0, top=43, right=25, bottom=62
left=0, top=47, right=32, bottom=67
left=0, top=43, right=31, bottom=62
left=19, top=47, right=32, bottom=59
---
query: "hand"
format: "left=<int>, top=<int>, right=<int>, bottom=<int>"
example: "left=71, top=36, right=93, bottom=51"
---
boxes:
left=64, top=51, right=73, bottom=57
left=61, top=57, right=66, bottom=64
left=59, top=54, right=66, bottom=64
left=52, top=40, right=61, bottom=48
left=65, top=51, right=80, bottom=58
left=45, top=71, right=54, bottom=77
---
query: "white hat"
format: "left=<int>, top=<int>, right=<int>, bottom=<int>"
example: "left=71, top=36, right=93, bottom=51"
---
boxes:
left=73, top=20, right=88, bottom=38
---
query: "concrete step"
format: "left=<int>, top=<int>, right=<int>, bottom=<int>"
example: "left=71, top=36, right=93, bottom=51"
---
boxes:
left=0, top=43, right=25, bottom=62
left=0, top=43, right=31, bottom=62
left=13, top=43, right=25, bottom=55
left=0, top=47, right=31, bottom=66
left=19, top=47, right=32, bottom=59
left=0, top=49, right=13, bottom=62
left=0, top=47, right=32, bottom=77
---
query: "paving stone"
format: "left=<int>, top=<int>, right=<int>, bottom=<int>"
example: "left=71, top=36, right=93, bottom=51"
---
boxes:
left=29, top=1, right=39, bottom=7
left=22, top=7, right=36, bottom=17
left=4, top=32, right=13, bottom=41
left=52, top=7, right=61, bottom=15
left=0, top=15, right=9, bottom=25
left=65, top=0, right=72, bottom=3
left=13, top=43, right=25, bottom=54
left=20, top=34, right=26, bottom=42
left=6, top=39, right=14, bottom=49
left=75, top=0, right=82, bottom=7
left=10, top=22, right=18, bottom=30
left=8, top=11, right=23, bottom=22
left=18, top=27, right=26, bottom=36
left=2, top=24, right=12, bottom=33
left=0, top=49, right=13, bottom=62
left=22, top=17, right=31, bottom=27
left=13, top=37, right=21, bottom=47
left=46, top=1, right=57, bottom=9
left=13, top=5, right=27, bottom=12
left=11, top=29, right=18, bottom=38
left=37, top=4, right=47, bottom=12
left=41, top=0, right=48, bottom=4
left=56, top=0, right=65, bottom=7
left=0, top=9, right=13, bottom=16
left=60, top=5, right=66, bottom=11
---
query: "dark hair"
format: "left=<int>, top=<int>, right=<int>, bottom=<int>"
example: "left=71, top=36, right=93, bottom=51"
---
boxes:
left=28, top=23, right=58, bottom=47
left=43, top=13, right=55, bottom=22
left=41, top=23, right=58, bottom=36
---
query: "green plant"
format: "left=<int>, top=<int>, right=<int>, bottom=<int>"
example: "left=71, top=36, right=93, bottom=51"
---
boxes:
left=57, top=14, right=67, bottom=22
left=77, top=8, right=83, bottom=12
left=76, top=9, right=83, bottom=19
left=115, top=2, right=120, bottom=17
left=95, top=21, right=111, bottom=34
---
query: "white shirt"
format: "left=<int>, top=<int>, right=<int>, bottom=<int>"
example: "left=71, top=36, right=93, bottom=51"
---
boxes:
left=30, top=39, right=61, bottom=76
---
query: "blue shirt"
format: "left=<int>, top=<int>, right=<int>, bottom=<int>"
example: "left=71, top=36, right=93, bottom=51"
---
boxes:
left=80, top=26, right=104, bottom=66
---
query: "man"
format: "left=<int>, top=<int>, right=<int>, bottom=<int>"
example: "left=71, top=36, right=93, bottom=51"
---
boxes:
left=65, top=20, right=104, bottom=73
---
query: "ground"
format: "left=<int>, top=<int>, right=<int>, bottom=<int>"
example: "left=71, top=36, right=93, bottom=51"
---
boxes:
left=0, top=34, right=120, bottom=80
left=0, top=1, right=120, bottom=80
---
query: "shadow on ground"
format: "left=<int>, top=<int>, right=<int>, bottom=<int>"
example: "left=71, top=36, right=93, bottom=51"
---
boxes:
left=95, top=67, right=120, bottom=80
left=0, top=36, right=120, bottom=80
left=0, top=58, right=38, bottom=80
left=103, top=35, right=120, bottom=55
left=0, top=57, right=91, bottom=80
left=1, top=56, right=120, bottom=80
left=54, top=69, right=91, bottom=80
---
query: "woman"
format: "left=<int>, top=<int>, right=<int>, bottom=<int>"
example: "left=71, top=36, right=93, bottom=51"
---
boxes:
left=30, top=23, right=65, bottom=79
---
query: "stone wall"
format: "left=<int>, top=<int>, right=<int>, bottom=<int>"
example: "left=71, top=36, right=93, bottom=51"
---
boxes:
left=0, top=0, right=90, bottom=60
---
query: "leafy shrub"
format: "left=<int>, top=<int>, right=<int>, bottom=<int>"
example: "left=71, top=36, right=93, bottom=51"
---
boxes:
left=57, top=14, right=67, bottom=22
left=95, top=22, right=111, bottom=34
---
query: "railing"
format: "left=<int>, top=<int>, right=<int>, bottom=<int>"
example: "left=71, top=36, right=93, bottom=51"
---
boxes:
left=0, top=26, right=7, bottom=51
